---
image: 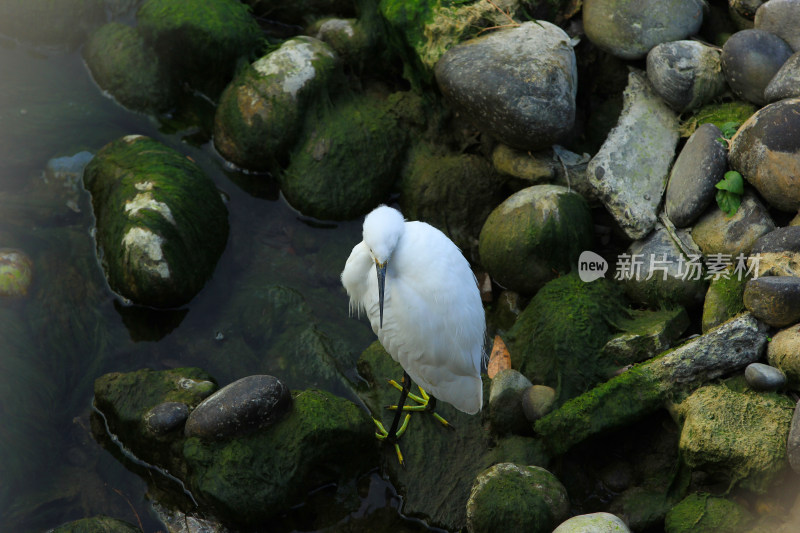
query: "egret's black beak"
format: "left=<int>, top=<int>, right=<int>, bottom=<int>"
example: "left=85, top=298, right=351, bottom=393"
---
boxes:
left=376, top=261, right=387, bottom=328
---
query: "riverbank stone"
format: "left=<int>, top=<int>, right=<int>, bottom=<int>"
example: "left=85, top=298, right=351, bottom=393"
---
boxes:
left=744, top=362, right=786, bottom=391
left=743, top=276, right=800, bottom=327
left=729, top=98, right=800, bottom=212
left=583, top=0, right=704, bottom=60
left=701, top=267, right=750, bottom=332
left=754, top=0, right=800, bottom=51
left=466, top=463, right=569, bottom=533
left=767, top=325, right=800, bottom=390
left=553, top=512, right=632, bottom=533
left=521, top=385, right=557, bottom=423
left=478, top=185, right=593, bottom=295
left=489, top=369, right=532, bottom=435
left=435, top=21, right=577, bottom=151
left=144, top=401, right=189, bottom=436
left=646, top=40, right=726, bottom=112
left=665, top=493, right=755, bottom=533
left=83, top=135, right=229, bottom=308
left=601, top=307, right=691, bottom=366
left=691, top=192, right=775, bottom=256
left=184, top=375, right=291, bottom=439
left=749, top=226, right=800, bottom=277
left=213, top=36, right=338, bottom=172
left=764, top=51, right=800, bottom=102
left=664, top=123, right=727, bottom=228
left=588, top=71, right=679, bottom=240
left=721, top=29, right=793, bottom=106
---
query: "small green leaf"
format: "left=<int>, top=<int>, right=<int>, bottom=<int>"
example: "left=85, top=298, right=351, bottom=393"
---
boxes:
left=715, top=170, right=744, bottom=194
left=716, top=189, right=741, bottom=216
left=719, top=121, right=740, bottom=139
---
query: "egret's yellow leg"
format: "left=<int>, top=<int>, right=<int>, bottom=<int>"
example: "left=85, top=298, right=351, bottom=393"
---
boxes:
left=373, top=414, right=411, bottom=466
left=386, top=380, right=454, bottom=430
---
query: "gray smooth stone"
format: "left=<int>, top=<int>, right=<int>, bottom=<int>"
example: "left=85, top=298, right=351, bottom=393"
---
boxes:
left=755, top=0, right=800, bottom=51
left=744, top=362, right=786, bottom=391
left=145, top=401, right=190, bottom=435
left=744, top=276, right=800, bottom=327
left=764, top=51, right=800, bottom=102
left=721, top=28, right=794, bottom=106
left=646, top=40, right=726, bottom=112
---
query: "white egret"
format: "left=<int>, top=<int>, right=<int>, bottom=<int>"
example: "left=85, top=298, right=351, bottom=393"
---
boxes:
left=341, top=205, right=485, bottom=463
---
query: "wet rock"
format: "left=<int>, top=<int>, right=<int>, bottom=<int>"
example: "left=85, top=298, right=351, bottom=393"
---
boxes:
left=281, top=92, right=419, bottom=220
left=691, top=192, right=775, bottom=256
left=83, top=22, right=173, bottom=113
left=701, top=267, right=750, bottom=332
left=721, top=29, right=793, bottom=106
left=51, top=516, right=141, bottom=532
left=646, top=40, right=727, bottom=112
left=767, top=324, right=800, bottom=390
left=83, top=135, right=229, bottom=308
left=145, top=401, right=189, bottom=436
left=137, top=0, right=262, bottom=98
left=184, top=375, right=291, bottom=439
left=521, top=385, right=557, bottom=423
left=435, top=21, right=577, bottom=151
left=744, top=276, right=800, bottom=327
left=399, top=142, right=506, bottom=262
left=0, top=0, right=106, bottom=49
left=677, top=383, right=793, bottom=492
left=41, top=151, right=94, bottom=214
left=583, top=0, right=704, bottom=60
left=588, top=71, right=679, bottom=240
left=787, top=400, right=800, bottom=473
left=0, top=249, right=33, bottom=298
left=755, top=0, right=800, bottom=51
left=213, top=37, right=338, bottom=172
left=553, top=512, right=632, bottom=533
left=665, top=493, right=755, bottom=533
left=466, top=463, right=569, bottom=533
left=749, top=226, right=800, bottom=276
left=764, top=51, right=800, bottom=103
left=620, top=224, right=707, bottom=308
left=744, top=362, right=786, bottom=391
left=535, top=313, right=769, bottom=454
left=730, top=98, right=800, bottom=212
left=489, top=369, right=532, bottom=435
left=309, top=18, right=369, bottom=67
left=664, top=123, right=728, bottom=228
left=478, top=185, right=593, bottom=295
left=601, top=307, right=691, bottom=366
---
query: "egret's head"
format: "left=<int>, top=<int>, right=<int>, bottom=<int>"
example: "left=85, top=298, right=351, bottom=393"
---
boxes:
left=362, top=205, right=405, bottom=328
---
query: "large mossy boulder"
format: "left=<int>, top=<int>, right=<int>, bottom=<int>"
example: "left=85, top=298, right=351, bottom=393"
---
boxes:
left=83, top=135, right=229, bottom=308
left=0, top=0, right=106, bottom=49
left=478, top=185, right=593, bottom=295
left=281, top=92, right=422, bottom=220
left=83, top=22, right=173, bottom=113
left=213, top=36, right=338, bottom=172
left=136, top=0, right=263, bottom=98
left=677, top=383, right=794, bottom=492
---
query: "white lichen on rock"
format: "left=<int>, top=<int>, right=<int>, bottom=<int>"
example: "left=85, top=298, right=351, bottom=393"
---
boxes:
left=124, top=191, right=176, bottom=225
left=253, top=37, right=335, bottom=98
left=122, top=227, right=170, bottom=279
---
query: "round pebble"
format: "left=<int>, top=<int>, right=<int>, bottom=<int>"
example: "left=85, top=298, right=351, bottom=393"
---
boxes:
left=744, top=362, right=786, bottom=391
left=721, top=28, right=793, bottom=106
left=489, top=369, right=533, bottom=435
left=521, top=385, right=557, bottom=422
left=646, top=40, right=726, bottom=112
left=145, top=402, right=190, bottom=435
left=553, top=512, right=631, bottom=533
left=755, top=0, right=800, bottom=51
left=0, top=248, right=33, bottom=297
left=743, top=276, right=800, bottom=327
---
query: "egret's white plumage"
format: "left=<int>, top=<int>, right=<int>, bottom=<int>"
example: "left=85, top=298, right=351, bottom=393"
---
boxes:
left=342, top=205, right=485, bottom=414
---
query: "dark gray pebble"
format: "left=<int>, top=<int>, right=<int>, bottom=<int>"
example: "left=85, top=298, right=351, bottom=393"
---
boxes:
left=145, top=402, right=189, bottom=436
left=722, top=29, right=793, bottom=106
left=765, top=51, right=800, bottom=102
left=743, top=276, right=800, bottom=327
left=744, top=362, right=786, bottom=391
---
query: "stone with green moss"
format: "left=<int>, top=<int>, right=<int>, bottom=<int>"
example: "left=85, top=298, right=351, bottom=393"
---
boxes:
left=466, top=463, right=569, bottom=533
left=137, top=0, right=263, bottom=98
left=601, top=307, right=690, bottom=367
left=308, top=18, right=371, bottom=67
left=182, top=388, right=376, bottom=526
left=679, top=100, right=757, bottom=137
left=702, top=266, right=749, bottom=332
left=213, top=36, right=338, bottom=172
left=677, top=384, right=794, bottom=492
left=83, top=135, right=229, bottom=308
left=51, top=515, right=141, bottom=533
left=504, top=273, right=628, bottom=404
left=665, top=493, right=755, bottom=533
left=244, top=0, right=355, bottom=26
left=83, top=22, right=173, bottom=113
left=478, top=186, right=593, bottom=295
left=400, top=142, right=506, bottom=261
left=0, top=0, right=105, bottom=49
left=281, top=92, right=421, bottom=220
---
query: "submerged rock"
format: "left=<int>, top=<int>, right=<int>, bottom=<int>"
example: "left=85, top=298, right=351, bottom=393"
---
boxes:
left=646, top=40, right=726, bottom=112
left=145, top=401, right=189, bottom=436
left=665, top=493, right=755, bottom=533
left=83, top=135, right=228, bottom=308
left=553, top=512, right=632, bottom=533
left=466, top=463, right=569, bottom=533
left=435, top=21, right=577, bottom=151
left=0, top=248, right=33, bottom=298
left=588, top=71, right=679, bottom=240
left=721, top=28, right=793, bottom=106
left=51, top=516, right=141, bottom=532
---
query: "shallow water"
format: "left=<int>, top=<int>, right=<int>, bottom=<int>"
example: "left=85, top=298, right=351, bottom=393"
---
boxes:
left=0, top=37, right=402, bottom=531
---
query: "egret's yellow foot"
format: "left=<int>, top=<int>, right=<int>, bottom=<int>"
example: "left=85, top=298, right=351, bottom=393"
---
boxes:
left=386, top=380, right=455, bottom=430
left=373, top=413, right=411, bottom=466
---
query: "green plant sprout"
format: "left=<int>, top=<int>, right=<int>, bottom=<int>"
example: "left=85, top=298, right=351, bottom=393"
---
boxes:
left=716, top=170, right=744, bottom=216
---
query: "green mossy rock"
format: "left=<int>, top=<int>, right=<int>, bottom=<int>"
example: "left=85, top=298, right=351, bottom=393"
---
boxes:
left=701, top=266, right=749, bottom=332
left=478, top=185, right=594, bottom=295
left=504, top=273, right=628, bottom=404
left=213, top=36, right=338, bottom=172
left=601, top=307, right=690, bottom=367
left=51, top=515, right=141, bottom=533
left=83, top=135, right=229, bottom=308
left=400, top=142, right=506, bottom=261
left=665, top=493, right=755, bottom=533
left=281, top=92, right=422, bottom=220
left=680, top=100, right=757, bottom=137
left=182, top=389, right=376, bottom=526
left=0, top=248, right=33, bottom=298
left=137, top=0, right=263, bottom=98
left=83, top=22, right=173, bottom=113
left=0, top=0, right=105, bottom=49
left=466, top=463, right=569, bottom=533
left=677, top=384, right=795, bottom=492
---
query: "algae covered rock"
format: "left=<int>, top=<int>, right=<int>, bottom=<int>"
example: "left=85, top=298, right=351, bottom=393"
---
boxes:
left=0, top=0, right=106, bottom=49
left=281, top=92, right=420, bottom=220
left=665, top=493, right=755, bottom=533
left=83, top=22, right=173, bottom=113
left=466, top=463, right=569, bottom=533
left=83, top=135, right=229, bottom=308
left=701, top=266, right=750, bottom=332
left=478, top=185, right=593, bottom=295
left=51, top=515, right=141, bottom=533
left=677, top=384, right=794, bottom=492
left=768, top=325, right=800, bottom=391
left=137, top=0, right=263, bottom=98
left=553, top=512, right=631, bottom=533
left=679, top=100, right=757, bottom=137
left=0, top=248, right=33, bottom=298
left=213, top=36, right=338, bottom=171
